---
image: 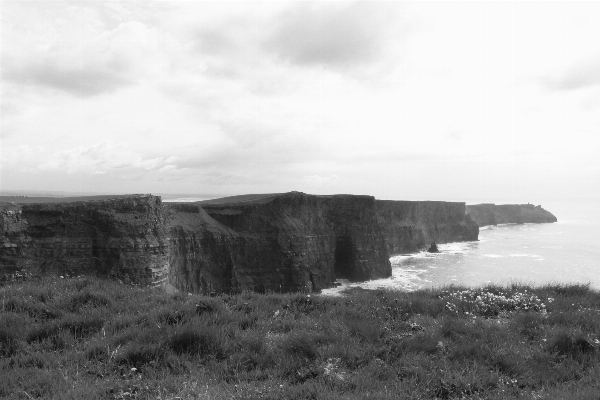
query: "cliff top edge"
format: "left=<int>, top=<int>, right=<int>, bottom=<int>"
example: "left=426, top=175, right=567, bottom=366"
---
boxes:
left=0, top=194, right=153, bottom=205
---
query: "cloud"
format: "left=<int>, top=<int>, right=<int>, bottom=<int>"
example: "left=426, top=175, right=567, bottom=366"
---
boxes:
left=1, top=7, right=163, bottom=97
left=264, top=2, right=399, bottom=70
left=3, top=62, right=134, bottom=97
left=544, top=58, right=600, bottom=91
left=38, top=142, right=178, bottom=175
left=194, top=28, right=236, bottom=56
left=1, top=145, right=44, bottom=170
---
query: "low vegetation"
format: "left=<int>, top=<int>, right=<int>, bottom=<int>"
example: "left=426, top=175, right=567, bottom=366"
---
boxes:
left=1, top=277, right=600, bottom=399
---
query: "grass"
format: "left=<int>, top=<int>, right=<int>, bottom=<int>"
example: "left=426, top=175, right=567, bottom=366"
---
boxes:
left=1, top=278, right=600, bottom=399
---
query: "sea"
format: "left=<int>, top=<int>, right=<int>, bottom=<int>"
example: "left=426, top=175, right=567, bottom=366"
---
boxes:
left=323, top=200, right=600, bottom=294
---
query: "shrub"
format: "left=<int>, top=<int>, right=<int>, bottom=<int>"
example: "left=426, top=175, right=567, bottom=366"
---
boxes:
left=548, top=332, right=596, bottom=358
left=343, top=313, right=383, bottom=342
left=3, top=297, right=62, bottom=320
left=546, top=283, right=591, bottom=297
left=440, top=317, right=481, bottom=340
left=26, top=323, right=60, bottom=343
left=60, top=312, right=105, bottom=338
left=86, top=342, right=108, bottom=361
left=168, top=325, right=225, bottom=359
left=75, top=278, right=94, bottom=291
left=0, top=326, right=19, bottom=357
left=399, top=332, right=441, bottom=355
left=8, top=352, right=58, bottom=368
left=3, top=368, right=66, bottom=399
left=195, top=298, right=218, bottom=315
left=66, top=291, right=112, bottom=312
left=156, top=307, right=189, bottom=326
left=289, top=294, right=322, bottom=314
left=117, top=343, right=164, bottom=369
left=493, top=353, right=524, bottom=376
left=395, top=295, right=446, bottom=318
left=281, top=334, right=319, bottom=361
left=47, top=330, right=75, bottom=350
left=239, top=314, right=259, bottom=330
left=449, top=339, right=491, bottom=363
left=513, top=312, right=546, bottom=340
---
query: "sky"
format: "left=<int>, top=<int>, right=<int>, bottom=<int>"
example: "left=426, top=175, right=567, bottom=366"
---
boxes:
left=1, top=1, right=600, bottom=203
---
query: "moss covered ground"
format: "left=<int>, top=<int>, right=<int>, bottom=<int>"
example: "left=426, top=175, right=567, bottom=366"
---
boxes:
left=1, top=277, right=600, bottom=399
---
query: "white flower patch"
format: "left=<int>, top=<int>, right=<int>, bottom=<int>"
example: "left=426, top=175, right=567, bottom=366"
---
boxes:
left=440, top=289, right=547, bottom=317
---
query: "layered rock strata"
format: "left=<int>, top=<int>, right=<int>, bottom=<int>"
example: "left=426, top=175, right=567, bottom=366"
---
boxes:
left=0, top=195, right=169, bottom=285
left=466, top=204, right=557, bottom=227
left=196, top=192, right=391, bottom=292
left=1, top=192, right=486, bottom=294
left=375, top=200, right=479, bottom=255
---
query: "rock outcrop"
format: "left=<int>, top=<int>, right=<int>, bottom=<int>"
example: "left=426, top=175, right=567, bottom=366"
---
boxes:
left=196, top=192, right=391, bottom=292
left=0, top=195, right=169, bottom=285
left=1, top=192, right=486, bottom=294
left=427, top=243, right=440, bottom=253
left=466, top=204, right=557, bottom=227
left=375, top=200, right=479, bottom=255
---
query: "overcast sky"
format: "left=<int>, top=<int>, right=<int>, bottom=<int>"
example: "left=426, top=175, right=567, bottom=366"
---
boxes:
left=1, top=1, right=599, bottom=202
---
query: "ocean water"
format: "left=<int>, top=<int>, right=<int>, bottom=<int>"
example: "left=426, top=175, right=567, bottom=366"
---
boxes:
left=323, top=201, right=600, bottom=294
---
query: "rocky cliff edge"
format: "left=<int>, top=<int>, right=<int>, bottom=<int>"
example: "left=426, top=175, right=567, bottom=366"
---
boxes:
left=2, top=192, right=483, bottom=293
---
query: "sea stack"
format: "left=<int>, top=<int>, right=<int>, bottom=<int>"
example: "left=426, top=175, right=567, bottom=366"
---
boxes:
left=427, top=242, right=440, bottom=253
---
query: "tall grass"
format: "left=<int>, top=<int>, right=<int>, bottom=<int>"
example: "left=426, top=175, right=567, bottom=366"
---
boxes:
left=1, top=277, right=600, bottom=399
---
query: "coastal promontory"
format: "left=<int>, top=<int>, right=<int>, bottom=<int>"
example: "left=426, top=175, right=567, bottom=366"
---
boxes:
left=2, top=192, right=483, bottom=293
left=466, top=203, right=557, bottom=227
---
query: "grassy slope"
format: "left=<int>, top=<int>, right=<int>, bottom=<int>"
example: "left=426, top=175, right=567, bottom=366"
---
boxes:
left=196, top=193, right=280, bottom=205
left=1, top=278, right=600, bottom=400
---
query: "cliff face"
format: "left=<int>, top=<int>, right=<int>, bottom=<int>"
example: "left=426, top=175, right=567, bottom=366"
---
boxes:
left=166, top=203, right=237, bottom=294
left=196, top=192, right=391, bottom=293
left=0, top=195, right=169, bottom=285
left=466, top=204, right=557, bottom=227
left=375, top=200, right=479, bottom=255
left=1, top=192, right=488, bottom=294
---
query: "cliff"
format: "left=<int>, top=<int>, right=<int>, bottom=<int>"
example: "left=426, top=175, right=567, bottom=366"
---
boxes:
left=466, top=204, right=557, bottom=227
left=1, top=192, right=484, bottom=294
left=375, top=200, right=479, bottom=255
left=0, top=195, right=169, bottom=285
left=195, top=192, right=391, bottom=293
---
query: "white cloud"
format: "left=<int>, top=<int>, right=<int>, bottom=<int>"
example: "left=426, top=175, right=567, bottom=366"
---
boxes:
left=38, top=142, right=176, bottom=175
left=265, top=2, right=400, bottom=71
left=2, top=4, right=166, bottom=97
left=543, top=57, right=600, bottom=92
left=1, top=1, right=600, bottom=201
left=1, top=145, right=44, bottom=168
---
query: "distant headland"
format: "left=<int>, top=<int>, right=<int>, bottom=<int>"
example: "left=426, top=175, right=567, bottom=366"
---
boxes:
left=466, top=203, right=557, bottom=227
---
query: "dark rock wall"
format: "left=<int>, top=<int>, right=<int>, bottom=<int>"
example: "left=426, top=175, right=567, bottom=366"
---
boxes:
left=0, top=195, right=169, bottom=284
left=324, top=195, right=391, bottom=281
left=200, top=192, right=385, bottom=293
left=166, top=203, right=236, bottom=294
left=1, top=192, right=491, bottom=294
left=375, top=200, right=479, bottom=255
left=466, top=204, right=557, bottom=227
